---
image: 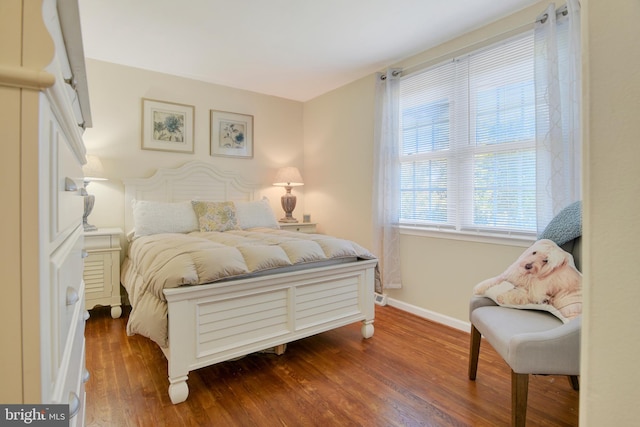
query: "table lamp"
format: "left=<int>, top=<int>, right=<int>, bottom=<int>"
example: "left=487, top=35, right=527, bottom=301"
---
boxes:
left=273, top=166, right=304, bottom=223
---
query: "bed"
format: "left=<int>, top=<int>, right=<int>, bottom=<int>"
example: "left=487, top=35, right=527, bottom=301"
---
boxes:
left=121, top=161, right=378, bottom=404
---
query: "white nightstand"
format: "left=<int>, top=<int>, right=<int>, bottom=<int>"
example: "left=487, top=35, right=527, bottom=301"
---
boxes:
left=84, top=228, right=123, bottom=318
left=278, top=222, right=317, bottom=233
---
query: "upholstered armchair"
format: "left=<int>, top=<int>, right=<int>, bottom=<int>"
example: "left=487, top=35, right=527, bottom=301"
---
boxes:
left=468, top=204, right=582, bottom=427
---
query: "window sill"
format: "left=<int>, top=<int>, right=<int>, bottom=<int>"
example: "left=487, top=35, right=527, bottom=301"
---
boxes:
left=399, top=225, right=535, bottom=248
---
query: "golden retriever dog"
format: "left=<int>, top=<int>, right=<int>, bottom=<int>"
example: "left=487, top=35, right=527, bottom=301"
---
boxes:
left=474, top=239, right=582, bottom=320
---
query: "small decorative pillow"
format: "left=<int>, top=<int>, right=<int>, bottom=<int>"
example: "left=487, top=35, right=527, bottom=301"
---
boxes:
left=538, top=201, right=582, bottom=246
left=234, top=197, right=279, bottom=229
left=191, top=201, right=240, bottom=232
left=473, top=239, right=582, bottom=323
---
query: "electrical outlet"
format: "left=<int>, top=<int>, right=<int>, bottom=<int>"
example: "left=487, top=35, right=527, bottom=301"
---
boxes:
left=374, top=293, right=387, bottom=306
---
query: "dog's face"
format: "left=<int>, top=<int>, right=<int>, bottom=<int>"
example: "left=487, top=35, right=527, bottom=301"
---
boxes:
left=517, top=239, right=569, bottom=278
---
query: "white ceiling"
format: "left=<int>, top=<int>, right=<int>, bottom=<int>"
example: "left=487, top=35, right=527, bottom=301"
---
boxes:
left=78, top=0, right=538, bottom=102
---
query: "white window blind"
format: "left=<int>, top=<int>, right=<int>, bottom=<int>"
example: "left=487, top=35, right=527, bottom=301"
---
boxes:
left=399, top=31, right=536, bottom=236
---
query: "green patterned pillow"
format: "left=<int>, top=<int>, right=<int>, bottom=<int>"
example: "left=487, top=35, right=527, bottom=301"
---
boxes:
left=191, top=201, right=240, bottom=232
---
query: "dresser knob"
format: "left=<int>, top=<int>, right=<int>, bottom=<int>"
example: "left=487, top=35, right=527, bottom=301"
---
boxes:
left=66, top=287, right=79, bottom=306
left=68, top=392, right=80, bottom=418
left=83, top=310, right=90, bottom=321
left=64, top=177, right=78, bottom=192
left=64, top=76, right=77, bottom=89
left=82, top=369, right=90, bottom=384
left=69, top=392, right=80, bottom=418
left=81, top=249, right=89, bottom=259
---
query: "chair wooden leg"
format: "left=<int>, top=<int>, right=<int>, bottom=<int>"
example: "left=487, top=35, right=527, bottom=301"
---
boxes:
left=511, top=371, right=529, bottom=427
left=568, top=375, right=580, bottom=391
left=468, top=324, right=482, bottom=380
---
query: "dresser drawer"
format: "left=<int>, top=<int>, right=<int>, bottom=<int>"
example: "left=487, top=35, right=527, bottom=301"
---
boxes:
left=49, top=227, right=85, bottom=370
left=52, top=304, right=88, bottom=427
left=47, top=106, right=84, bottom=243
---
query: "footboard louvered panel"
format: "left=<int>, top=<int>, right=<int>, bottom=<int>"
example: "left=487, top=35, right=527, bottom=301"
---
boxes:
left=196, top=289, right=289, bottom=357
left=296, top=278, right=360, bottom=329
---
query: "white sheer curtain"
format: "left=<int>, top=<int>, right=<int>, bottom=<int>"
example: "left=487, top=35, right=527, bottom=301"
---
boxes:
left=535, top=0, right=582, bottom=234
left=372, top=69, right=402, bottom=289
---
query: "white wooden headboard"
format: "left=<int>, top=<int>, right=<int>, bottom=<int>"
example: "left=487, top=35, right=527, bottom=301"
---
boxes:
left=123, top=161, right=259, bottom=234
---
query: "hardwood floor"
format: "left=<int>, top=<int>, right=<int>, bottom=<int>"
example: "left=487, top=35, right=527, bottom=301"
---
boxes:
left=84, top=305, right=579, bottom=427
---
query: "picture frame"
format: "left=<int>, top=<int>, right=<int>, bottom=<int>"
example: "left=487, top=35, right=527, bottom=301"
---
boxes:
left=142, top=98, right=195, bottom=153
left=210, top=110, right=254, bottom=159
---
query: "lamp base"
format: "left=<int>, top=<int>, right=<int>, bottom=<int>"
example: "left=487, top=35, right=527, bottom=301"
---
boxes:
left=279, top=217, right=299, bottom=223
left=280, top=187, right=299, bottom=223
left=83, top=190, right=97, bottom=231
left=83, top=221, right=98, bottom=232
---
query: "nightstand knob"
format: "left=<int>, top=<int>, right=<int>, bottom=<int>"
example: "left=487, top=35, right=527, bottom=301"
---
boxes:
left=81, top=249, right=89, bottom=259
left=66, top=287, right=79, bottom=306
left=83, top=310, right=90, bottom=321
left=82, top=369, right=90, bottom=383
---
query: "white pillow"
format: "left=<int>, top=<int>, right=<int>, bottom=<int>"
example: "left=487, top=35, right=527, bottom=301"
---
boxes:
left=234, top=197, right=279, bottom=229
left=132, top=200, right=199, bottom=238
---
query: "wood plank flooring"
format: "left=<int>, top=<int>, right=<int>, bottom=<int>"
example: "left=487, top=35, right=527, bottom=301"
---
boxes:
left=84, top=305, right=579, bottom=426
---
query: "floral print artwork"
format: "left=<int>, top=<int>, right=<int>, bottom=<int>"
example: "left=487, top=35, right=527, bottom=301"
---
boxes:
left=219, top=121, right=246, bottom=149
left=153, top=111, right=185, bottom=143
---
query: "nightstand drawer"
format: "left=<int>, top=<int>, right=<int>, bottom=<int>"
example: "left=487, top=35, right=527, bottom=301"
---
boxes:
left=84, top=235, right=113, bottom=250
left=279, top=222, right=317, bottom=233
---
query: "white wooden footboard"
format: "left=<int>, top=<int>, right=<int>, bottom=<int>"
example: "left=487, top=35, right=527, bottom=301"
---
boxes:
left=162, top=259, right=377, bottom=404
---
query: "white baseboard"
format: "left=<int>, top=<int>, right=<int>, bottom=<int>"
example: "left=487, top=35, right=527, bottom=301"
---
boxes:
left=386, top=297, right=470, bottom=333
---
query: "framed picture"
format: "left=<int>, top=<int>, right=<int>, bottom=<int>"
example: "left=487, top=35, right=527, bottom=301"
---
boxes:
left=210, top=110, right=254, bottom=159
left=142, top=98, right=194, bottom=153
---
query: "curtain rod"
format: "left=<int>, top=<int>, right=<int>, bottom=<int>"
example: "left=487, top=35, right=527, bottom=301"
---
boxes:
left=394, top=4, right=570, bottom=79
left=379, top=69, right=401, bottom=81
left=537, top=4, right=568, bottom=24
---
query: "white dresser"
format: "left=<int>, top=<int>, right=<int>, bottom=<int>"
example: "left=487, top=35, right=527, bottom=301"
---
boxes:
left=0, top=0, right=92, bottom=424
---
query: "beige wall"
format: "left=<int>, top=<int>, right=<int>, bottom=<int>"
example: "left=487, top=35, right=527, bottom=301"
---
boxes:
left=303, top=74, right=377, bottom=244
left=83, top=59, right=305, bottom=233
left=581, top=0, right=640, bottom=425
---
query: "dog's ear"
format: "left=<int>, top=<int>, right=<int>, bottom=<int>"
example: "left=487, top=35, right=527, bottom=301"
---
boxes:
left=539, top=248, right=569, bottom=277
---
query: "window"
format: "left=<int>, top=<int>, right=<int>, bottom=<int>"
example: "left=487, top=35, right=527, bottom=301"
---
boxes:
left=399, top=31, right=536, bottom=236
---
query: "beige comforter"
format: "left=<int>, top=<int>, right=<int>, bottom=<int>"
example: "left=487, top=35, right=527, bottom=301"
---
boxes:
left=121, top=228, right=378, bottom=347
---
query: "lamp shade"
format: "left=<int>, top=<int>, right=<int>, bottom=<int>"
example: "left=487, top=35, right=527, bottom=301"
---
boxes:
left=82, top=155, right=107, bottom=181
left=273, top=167, right=304, bottom=187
